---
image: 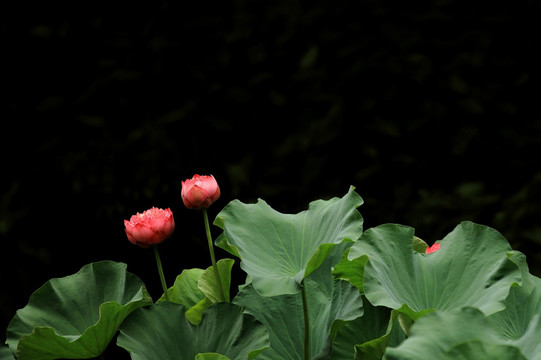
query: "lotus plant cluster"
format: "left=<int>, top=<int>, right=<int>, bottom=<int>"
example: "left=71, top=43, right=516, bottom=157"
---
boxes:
left=3, top=175, right=541, bottom=360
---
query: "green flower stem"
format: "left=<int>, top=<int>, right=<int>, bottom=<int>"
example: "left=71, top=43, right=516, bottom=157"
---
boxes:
left=301, top=280, right=310, bottom=360
left=203, top=208, right=226, bottom=302
left=153, top=245, right=170, bottom=302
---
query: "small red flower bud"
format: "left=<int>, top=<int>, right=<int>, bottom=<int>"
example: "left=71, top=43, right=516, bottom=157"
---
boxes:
left=181, top=174, right=221, bottom=209
left=124, top=207, right=175, bottom=248
left=425, top=243, right=441, bottom=254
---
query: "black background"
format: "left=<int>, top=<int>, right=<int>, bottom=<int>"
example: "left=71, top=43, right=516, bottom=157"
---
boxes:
left=2, top=1, right=541, bottom=357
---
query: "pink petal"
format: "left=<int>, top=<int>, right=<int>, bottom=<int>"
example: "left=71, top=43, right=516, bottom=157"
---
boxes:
left=426, top=243, right=441, bottom=254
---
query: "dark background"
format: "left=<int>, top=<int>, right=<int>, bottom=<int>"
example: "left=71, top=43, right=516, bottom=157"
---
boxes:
left=2, top=0, right=541, bottom=357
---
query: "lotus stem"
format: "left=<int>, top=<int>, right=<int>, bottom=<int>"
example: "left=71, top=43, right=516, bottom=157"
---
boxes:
left=203, top=208, right=226, bottom=302
left=153, top=245, right=170, bottom=302
left=301, top=280, right=310, bottom=360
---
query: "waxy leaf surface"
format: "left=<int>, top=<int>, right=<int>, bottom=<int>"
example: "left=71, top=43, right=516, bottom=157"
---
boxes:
left=6, top=261, right=151, bottom=360
left=331, top=297, right=406, bottom=360
left=0, top=346, right=14, bottom=360
left=198, top=258, right=235, bottom=303
left=488, top=252, right=541, bottom=340
left=233, top=245, right=363, bottom=360
left=384, top=307, right=539, bottom=360
left=195, top=354, right=230, bottom=360
left=342, top=221, right=521, bottom=318
left=158, top=259, right=235, bottom=324
left=215, top=186, right=363, bottom=296
left=157, top=267, right=210, bottom=325
left=159, top=267, right=205, bottom=306
left=117, top=302, right=269, bottom=360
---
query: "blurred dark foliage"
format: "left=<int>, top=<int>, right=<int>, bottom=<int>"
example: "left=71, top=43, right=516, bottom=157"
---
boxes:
left=2, top=0, right=541, bottom=356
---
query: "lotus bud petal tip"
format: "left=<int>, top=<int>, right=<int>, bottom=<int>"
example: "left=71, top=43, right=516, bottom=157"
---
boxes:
left=124, top=207, right=175, bottom=248
left=181, top=174, right=221, bottom=209
left=426, top=243, right=441, bottom=254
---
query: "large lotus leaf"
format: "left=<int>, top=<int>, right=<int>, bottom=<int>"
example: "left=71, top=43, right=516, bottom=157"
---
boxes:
left=117, top=302, right=269, bottom=360
left=215, top=186, right=364, bottom=296
left=233, top=245, right=363, bottom=360
left=511, top=315, right=541, bottom=360
left=198, top=258, right=235, bottom=303
left=332, top=236, right=430, bottom=294
left=331, top=297, right=406, bottom=360
left=157, top=267, right=211, bottom=325
left=342, top=221, right=521, bottom=318
left=157, top=259, right=235, bottom=324
left=384, top=307, right=538, bottom=360
left=0, top=346, right=14, bottom=360
left=234, top=278, right=362, bottom=360
left=488, top=251, right=541, bottom=339
left=5, top=261, right=152, bottom=360
left=441, top=341, right=527, bottom=360
left=158, top=267, right=205, bottom=306
left=331, top=297, right=390, bottom=360
left=196, top=354, right=230, bottom=360
left=332, top=249, right=367, bottom=293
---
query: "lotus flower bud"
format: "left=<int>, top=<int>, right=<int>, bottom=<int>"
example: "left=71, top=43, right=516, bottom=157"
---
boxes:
left=181, top=174, right=221, bottom=209
left=124, top=207, right=175, bottom=248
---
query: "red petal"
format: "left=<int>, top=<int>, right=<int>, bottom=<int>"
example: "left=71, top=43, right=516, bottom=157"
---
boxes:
left=426, top=243, right=441, bottom=254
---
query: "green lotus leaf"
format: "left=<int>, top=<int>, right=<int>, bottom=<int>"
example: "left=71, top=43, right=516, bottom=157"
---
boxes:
left=195, top=354, right=231, bottom=360
left=332, top=249, right=367, bottom=293
left=488, top=251, right=541, bottom=339
left=508, top=314, right=541, bottom=360
left=198, top=258, right=235, bottom=303
left=331, top=297, right=389, bottom=360
left=158, top=267, right=205, bottom=306
left=441, top=341, right=527, bottom=360
left=234, top=279, right=362, bottom=360
left=233, top=245, right=363, bottom=360
left=384, top=307, right=539, bottom=360
left=215, top=186, right=364, bottom=296
left=185, top=297, right=213, bottom=326
left=331, top=297, right=406, bottom=360
left=0, top=346, right=15, bottom=360
left=157, top=267, right=210, bottom=325
left=343, top=221, right=521, bottom=318
left=117, top=302, right=269, bottom=360
left=5, top=261, right=152, bottom=360
left=157, top=259, right=234, bottom=324
left=411, top=236, right=428, bottom=253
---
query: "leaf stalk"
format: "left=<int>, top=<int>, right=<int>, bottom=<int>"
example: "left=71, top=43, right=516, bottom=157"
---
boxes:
left=203, top=208, right=226, bottom=302
left=153, top=245, right=170, bottom=302
left=301, top=280, right=310, bottom=360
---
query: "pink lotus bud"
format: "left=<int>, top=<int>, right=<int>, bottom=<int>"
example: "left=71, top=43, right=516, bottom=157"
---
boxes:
left=181, top=174, right=221, bottom=209
left=124, top=207, right=175, bottom=248
left=425, top=243, right=441, bottom=254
